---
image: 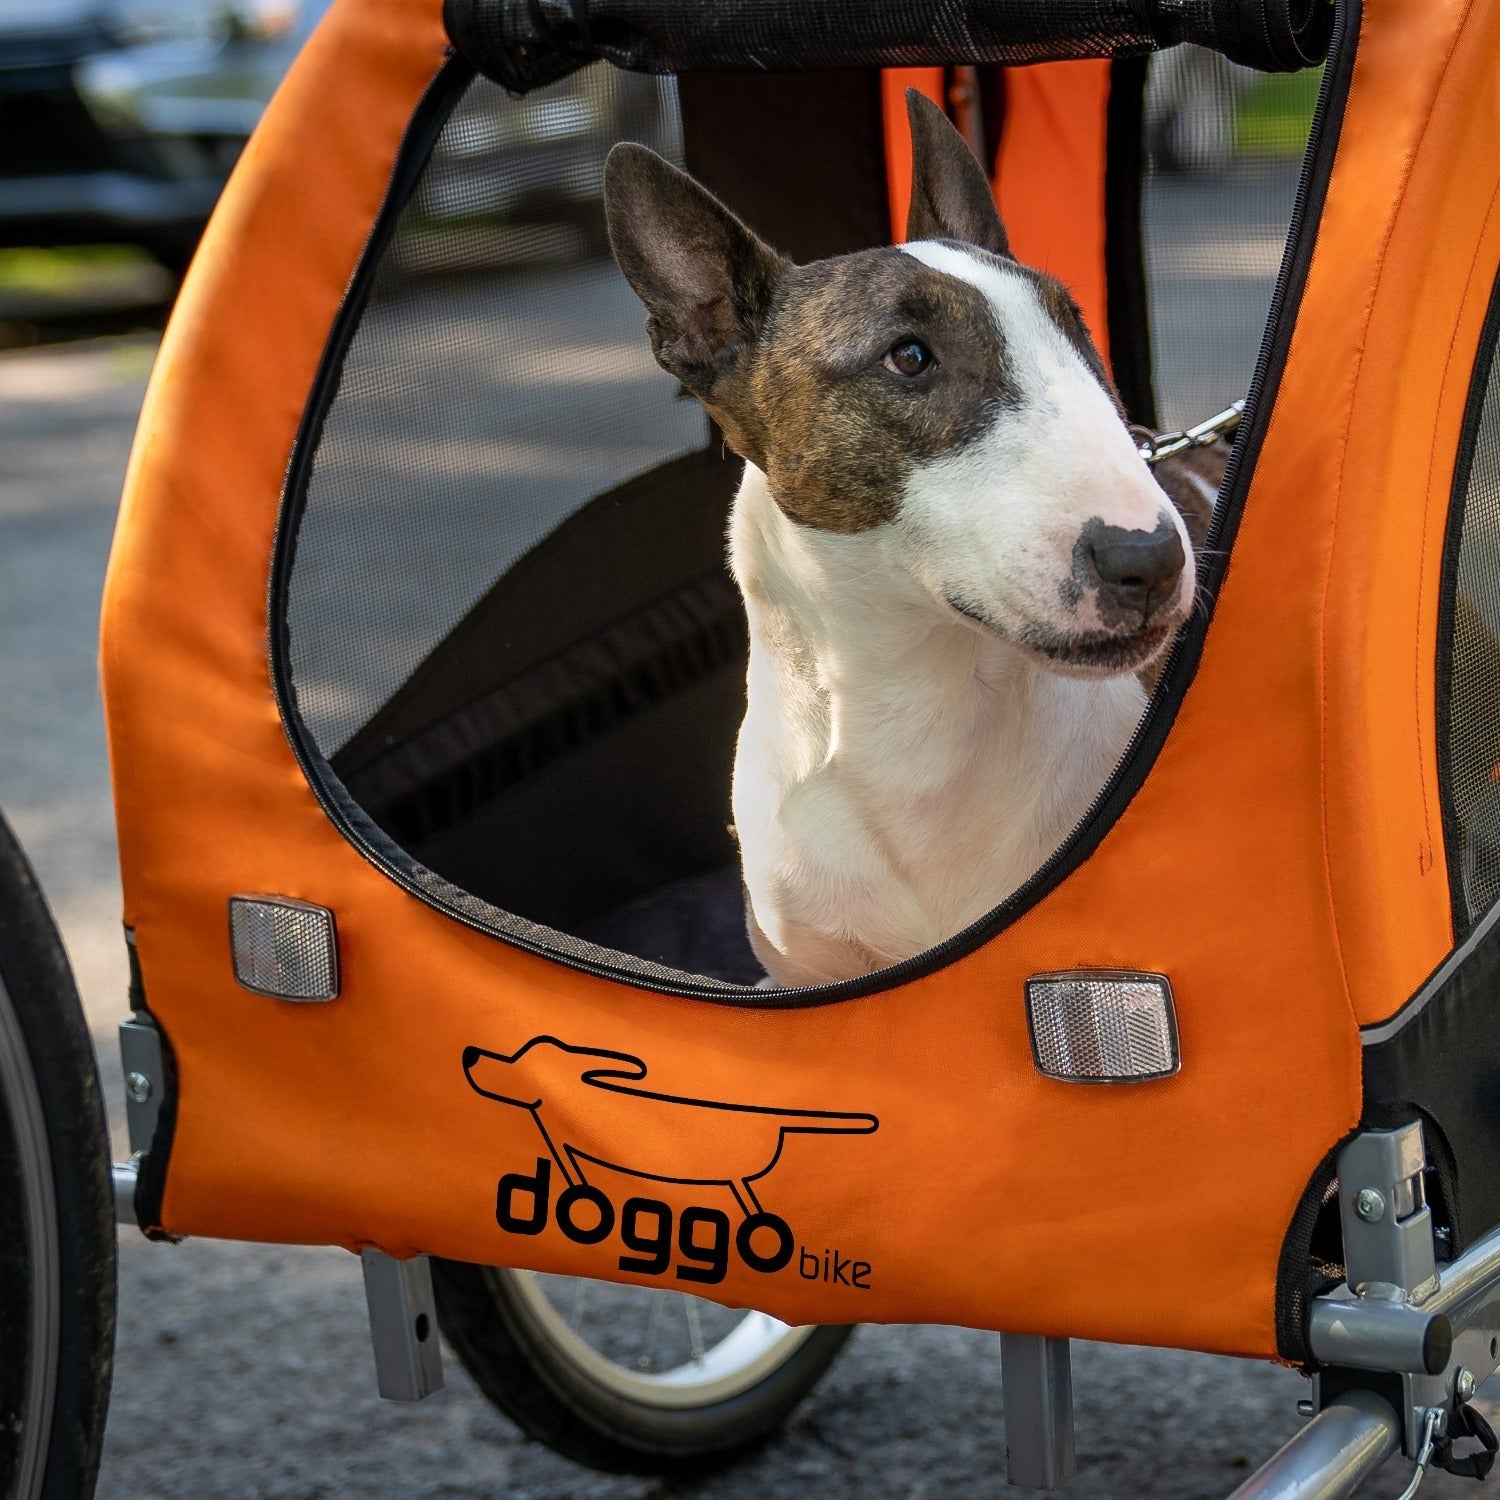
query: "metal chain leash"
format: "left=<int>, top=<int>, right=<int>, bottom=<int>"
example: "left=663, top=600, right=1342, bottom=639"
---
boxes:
left=1132, top=398, right=1246, bottom=468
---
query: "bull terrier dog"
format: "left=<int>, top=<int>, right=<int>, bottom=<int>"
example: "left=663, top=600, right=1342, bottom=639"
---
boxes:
left=604, top=90, right=1201, bottom=987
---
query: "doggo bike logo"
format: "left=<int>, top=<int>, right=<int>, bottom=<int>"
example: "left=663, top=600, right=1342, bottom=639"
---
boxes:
left=463, top=1036, right=879, bottom=1290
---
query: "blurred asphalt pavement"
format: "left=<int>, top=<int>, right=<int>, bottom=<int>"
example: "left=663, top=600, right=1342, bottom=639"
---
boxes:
left=1, top=318, right=1495, bottom=1497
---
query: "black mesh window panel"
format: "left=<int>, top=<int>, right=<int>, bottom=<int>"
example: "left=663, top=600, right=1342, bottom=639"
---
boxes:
left=1141, top=48, right=1316, bottom=426
left=278, top=51, right=1339, bottom=996
left=283, top=68, right=779, bottom=981
left=290, top=69, right=704, bottom=754
left=1441, top=284, right=1500, bottom=935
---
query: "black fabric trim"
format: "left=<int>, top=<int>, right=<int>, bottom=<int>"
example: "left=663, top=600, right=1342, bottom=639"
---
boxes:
left=1361, top=914, right=1500, bottom=1258
left=1434, top=268, right=1500, bottom=941
left=269, top=55, right=472, bottom=744
left=443, top=0, right=1334, bottom=90
left=1247, top=0, right=1363, bottom=1350
left=678, top=70, right=890, bottom=262
left=124, top=924, right=146, bottom=1014
left=1104, top=55, right=1155, bottom=429
left=1274, top=1137, right=1347, bottom=1364
left=975, top=66, right=1007, bottom=181
left=131, top=1018, right=179, bottom=1241
left=272, top=3, right=1357, bottom=1006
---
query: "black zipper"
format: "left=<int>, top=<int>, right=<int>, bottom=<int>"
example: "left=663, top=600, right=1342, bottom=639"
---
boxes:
left=271, top=12, right=1361, bottom=1009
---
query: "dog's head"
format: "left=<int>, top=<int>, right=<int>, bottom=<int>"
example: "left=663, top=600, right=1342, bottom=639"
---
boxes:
left=604, top=89, right=1194, bottom=678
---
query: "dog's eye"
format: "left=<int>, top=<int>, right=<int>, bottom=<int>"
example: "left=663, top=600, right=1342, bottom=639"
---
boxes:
left=885, top=339, right=935, bottom=378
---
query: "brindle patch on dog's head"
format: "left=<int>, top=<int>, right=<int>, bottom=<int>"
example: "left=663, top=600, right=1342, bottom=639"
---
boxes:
left=604, top=89, right=1122, bottom=535
left=720, top=252, right=1021, bottom=531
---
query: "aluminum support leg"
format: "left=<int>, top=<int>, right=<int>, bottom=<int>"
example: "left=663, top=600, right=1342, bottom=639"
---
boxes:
left=362, top=1249, right=444, bottom=1402
left=1002, top=1333, right=1076, bottom=1489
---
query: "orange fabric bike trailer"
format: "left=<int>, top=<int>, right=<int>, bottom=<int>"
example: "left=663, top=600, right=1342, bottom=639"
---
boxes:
left=99, top=0, right=1500, bottom=1446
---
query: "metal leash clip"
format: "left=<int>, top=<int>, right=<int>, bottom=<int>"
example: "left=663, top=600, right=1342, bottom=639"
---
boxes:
left=1132, top=398, right=1246, bottom=468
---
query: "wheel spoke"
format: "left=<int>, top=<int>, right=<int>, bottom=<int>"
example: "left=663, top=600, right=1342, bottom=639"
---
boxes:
left=639, top=1287, right=667, bottom=1370
left=683, top=1295, right=706, bottom=1364
left=568, top=1277, right=590, bottom=1335
left=503, top=1268, right=818, bottom=1410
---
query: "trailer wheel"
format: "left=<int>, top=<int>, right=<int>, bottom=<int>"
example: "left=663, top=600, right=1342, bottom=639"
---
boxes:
left=431, top=1259, right=851, bottom=1475
left=0, top=810, right=116, bottom=1500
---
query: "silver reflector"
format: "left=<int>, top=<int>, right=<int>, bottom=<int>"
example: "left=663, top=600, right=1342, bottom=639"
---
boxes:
left=1025, top=971, right=1179, bottom=1083
left=229, top=896, right=339, bottom=1001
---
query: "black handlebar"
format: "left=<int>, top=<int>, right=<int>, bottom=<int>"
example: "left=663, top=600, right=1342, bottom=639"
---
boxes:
left=444, top=0, right=1334, bottom=94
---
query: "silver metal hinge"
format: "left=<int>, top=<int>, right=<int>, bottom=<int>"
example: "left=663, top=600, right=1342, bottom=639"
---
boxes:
left=1339, top=1125, right=1437, bottom=1301
left=118, top=1015, right=164, bottom=1155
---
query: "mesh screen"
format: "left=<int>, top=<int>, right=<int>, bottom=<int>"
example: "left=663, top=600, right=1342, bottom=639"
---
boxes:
left=1142, top=49, right=1315, bottom=427
left=279, top=57, right=1325, bottom=988
left=288, top=67, right=705, bottom=755
left=1444, top=315, right=1500, bottom=932
left=448, top=0, right=1332, bottom=85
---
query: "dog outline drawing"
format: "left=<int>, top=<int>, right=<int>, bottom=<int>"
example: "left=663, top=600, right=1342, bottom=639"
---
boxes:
left=463, top=1036, right=878, bottom=1216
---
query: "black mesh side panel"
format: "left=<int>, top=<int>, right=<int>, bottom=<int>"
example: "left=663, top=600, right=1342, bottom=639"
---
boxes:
left=1105, top=57, right=1154, bottom=429
left=445, top=0, right=1333, bottom=89
left=287, top=67, right=707, bottom=757
left=1438, top=270, right=1500, bottom=936
left=1363, top=916, right=1500, bottom=1256
left=1274, top=1139, right=1345, bottom=1364
left=1141, top=49, right=1315, bottom=429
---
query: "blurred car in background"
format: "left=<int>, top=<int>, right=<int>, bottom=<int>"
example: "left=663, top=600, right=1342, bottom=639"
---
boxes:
left=0, top=0, right=328, bottom=272
left=394, top=68, right=680, bottom=274
left=1144, top=45, right=1256, bottom=175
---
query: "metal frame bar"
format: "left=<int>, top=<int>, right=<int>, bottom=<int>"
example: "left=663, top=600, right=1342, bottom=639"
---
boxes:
left=1228, top=1391, right=1401, bottom=1500
left=1002, top=1334, right=1076, bottom=1489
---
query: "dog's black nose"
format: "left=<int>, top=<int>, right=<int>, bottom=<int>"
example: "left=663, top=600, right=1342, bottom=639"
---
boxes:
left=462, top=1045, right=482, bottom=1070
left=1083, top=520, right=1185, bottom=620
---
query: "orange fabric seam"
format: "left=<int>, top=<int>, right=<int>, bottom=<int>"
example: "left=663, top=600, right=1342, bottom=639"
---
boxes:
left=1316, top=0, right=1476, bottom=1031
left=1412, top=170, right=1500, bottom=921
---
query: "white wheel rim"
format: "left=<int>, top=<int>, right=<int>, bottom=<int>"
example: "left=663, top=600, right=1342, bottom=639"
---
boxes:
left=499, top=1269, right=818, bottom=1410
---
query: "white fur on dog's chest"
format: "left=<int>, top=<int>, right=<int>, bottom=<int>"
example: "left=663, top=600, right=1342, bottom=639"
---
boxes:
left=729, top=467, right=1146, bottom=986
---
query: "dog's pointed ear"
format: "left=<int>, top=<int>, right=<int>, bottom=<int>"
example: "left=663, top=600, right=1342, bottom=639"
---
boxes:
left=904, top=88, right=1010, bottom=257
left=604, top=143, right=784, bottom=399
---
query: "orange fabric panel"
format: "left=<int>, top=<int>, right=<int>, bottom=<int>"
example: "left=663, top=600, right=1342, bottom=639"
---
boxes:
left=880, top=67, right=945, bottom=241
left=993, top=60, right=1112, bottom=364
left=1320, top=0, right=1500, bottom=1018
left=98, top=0, right=1486, bottom=1360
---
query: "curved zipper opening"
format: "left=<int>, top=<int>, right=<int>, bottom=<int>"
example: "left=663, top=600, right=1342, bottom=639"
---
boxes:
left=271, top=13, right=1361, bottom=1007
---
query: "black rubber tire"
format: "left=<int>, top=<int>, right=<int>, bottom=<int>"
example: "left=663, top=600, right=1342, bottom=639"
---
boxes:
left=431, top=1259, right=852, bottom=1476
left=0, top=808, right=116, bottom=1500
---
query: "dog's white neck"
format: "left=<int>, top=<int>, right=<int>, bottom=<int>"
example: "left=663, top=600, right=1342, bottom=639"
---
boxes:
left=729, top=464, right=1147, bottom=986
